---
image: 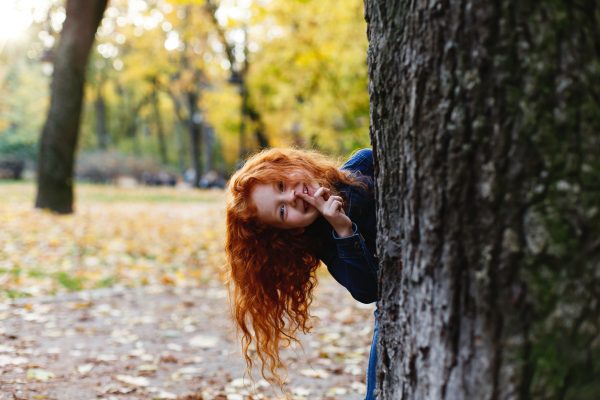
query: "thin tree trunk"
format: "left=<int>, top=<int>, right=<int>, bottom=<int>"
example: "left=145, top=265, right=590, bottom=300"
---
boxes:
left=248, top=103, right=269, bottom=149
left=187, top=90, right=202, bottom=188
left=151, top=86, right=168, bottom=164
left=180, top=6, right=203, bottom=188
left=366, top=1, right=600, bottom=399
left=123, top=94, right=150, bottom=155
left=166, top=90, right=188, bottom=175
left=36, top=0, right=107, bottom=213
left=95, top=82, right=109, bottom=150
left=204, top=1, right=269, bottom=153
left=175, top=121, right=186, bottom=175
left=238, top=26, right=249, bottom=160
left=239, top=76, right=248, bottom=159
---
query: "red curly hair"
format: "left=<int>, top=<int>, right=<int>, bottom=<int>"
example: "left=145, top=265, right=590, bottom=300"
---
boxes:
left=225, top=148, right=361, bottom=385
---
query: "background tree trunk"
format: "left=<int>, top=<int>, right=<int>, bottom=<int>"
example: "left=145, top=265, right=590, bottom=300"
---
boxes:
left=95, top=82, right=109, bottom=150
left=35, top=0, right=108, bottom=213
left=204, top=0, right=269, bottom=157
left=151, top=85, right=168, bottom=164
left=366, top=1, right=600, bottom=399
left=187, top=90, right=203, bottom=188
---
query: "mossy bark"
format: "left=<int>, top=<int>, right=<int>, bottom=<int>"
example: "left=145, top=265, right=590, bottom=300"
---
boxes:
left=365, top=1, right=600, bottom=398
left=35, top=0, right=108, bottom=214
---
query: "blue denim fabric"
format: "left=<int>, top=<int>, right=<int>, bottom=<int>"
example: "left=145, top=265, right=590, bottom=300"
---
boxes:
left=307, top=148, right=379, bottom=399
left=310, top=148, right=379, bottom=304
left=366, top=312, right=379, bottom=400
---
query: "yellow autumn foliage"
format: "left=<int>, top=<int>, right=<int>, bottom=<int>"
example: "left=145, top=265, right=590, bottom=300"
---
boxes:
left=0, top=183, right=226, bottom=299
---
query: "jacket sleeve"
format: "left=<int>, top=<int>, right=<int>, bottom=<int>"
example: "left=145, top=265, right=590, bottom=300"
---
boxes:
left=341, top=148, right=374, bottom=179
left=320, top=223, right=379, bottom=304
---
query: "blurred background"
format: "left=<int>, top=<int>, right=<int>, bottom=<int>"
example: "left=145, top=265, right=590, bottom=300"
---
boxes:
left=0, top=0, right=372, bottom=297
left=0, top=0, right=372, bottom=296
left=0, top=3, right=374, bottom=397
left=0, top=0, right=370, bottom=187
left=0, top=0, right=374, bottom=305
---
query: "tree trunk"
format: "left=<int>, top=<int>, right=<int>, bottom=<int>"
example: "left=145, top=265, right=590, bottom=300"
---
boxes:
left=175, top=122, right=186, bottom=175
left=95, top=82, right=109, bottom=150
left=204, top=1, right=269, bottom=153
left=248, top=103, right=269, bottom=149
left=366, top=1, right=600, bottom=399
left=179, top=6, right=203, bottom=188
left=187, top=90, right=203, bottom=188
left=35, top=0, right=107, bottom=213
left=203, top=123, right=214, bottom=173
left=151, top=87, right=168, bottom=164
left=166, top=90, right=188, bottom=175
left=239, top=26, right=249, bottom=160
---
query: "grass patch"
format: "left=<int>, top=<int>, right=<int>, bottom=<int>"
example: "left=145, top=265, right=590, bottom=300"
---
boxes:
left=4, top=289, right=32, bottom=299
left=27, top=269, right=47, bottom=278
left=93, top=276, right=118, bottom=289
left=55, top=272, right=84, bottom=291
left=0, top=181, right=223, bottom=205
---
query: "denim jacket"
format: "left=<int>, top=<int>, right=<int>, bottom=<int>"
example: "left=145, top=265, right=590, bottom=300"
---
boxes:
left=307, top=149, right=378, bottom=304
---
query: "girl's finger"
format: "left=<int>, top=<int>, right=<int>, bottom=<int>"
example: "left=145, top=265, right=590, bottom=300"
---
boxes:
left=324, top=198, right=342, bottom=213
left=326, top=196, right=344, bottom=208
left=313, top=186, right=330, bottom=200
left=328, top=199, right=343, bottom=212
left=297, top=191, right=317, bottom=206
left=329, top=195, right=343, bottom=204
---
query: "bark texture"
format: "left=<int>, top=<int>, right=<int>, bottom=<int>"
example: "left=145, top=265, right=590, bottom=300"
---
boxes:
left=36, top=0, right=108, bottom=213
left=365, top=1, right=600, bottom=399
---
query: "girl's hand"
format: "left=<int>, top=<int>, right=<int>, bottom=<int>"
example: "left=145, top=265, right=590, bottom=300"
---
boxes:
left=298, top=187, right=353, bottom=238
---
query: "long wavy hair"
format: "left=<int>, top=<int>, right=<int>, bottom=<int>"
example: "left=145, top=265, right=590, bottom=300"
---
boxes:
left=225, top=148, right=362, bottom=385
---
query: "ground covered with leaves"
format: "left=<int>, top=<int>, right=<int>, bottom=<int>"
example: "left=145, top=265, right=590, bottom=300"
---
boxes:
left=0, top=183, right=374, bottom=399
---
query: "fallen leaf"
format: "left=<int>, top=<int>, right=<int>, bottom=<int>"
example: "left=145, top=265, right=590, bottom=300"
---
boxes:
left=189, top=334, right=218, bottom=348
left=138, top=364, right=158, bottom=373
left=149, top=389, right=177, bottom=399
left=291, top=386, right=311, bottom=397
left=115, top=374, right=150, bottom=387
left=0, top=355, right=28, bottom=366
left=96, top=353, right=119, bottom=363
left=300, top=368, right=330, bottom=379
left=327, top=386, right=349, bottom=395
left=160, top=354, right=178, bottom=363
left=77, top=363, right=94, bottom=374
left=26, top=368, right=55, bottom=381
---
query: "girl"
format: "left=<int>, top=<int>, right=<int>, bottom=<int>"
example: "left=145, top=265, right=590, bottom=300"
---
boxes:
left=225, top=147, right=378, bottom=399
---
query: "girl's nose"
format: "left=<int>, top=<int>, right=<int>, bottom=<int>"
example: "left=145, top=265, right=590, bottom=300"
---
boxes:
left=285, top=189, right=297, bottom=204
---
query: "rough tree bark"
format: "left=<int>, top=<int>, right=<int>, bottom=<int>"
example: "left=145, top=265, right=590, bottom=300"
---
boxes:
left=366, top=1, right=599, bottom=399
left=35, top=0, right=108, bottom=213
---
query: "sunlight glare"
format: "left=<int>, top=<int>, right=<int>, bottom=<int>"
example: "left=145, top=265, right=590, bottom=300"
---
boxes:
left=164, top=31, right=181, bottom=52
left=0, top=2, right=33, bottom=46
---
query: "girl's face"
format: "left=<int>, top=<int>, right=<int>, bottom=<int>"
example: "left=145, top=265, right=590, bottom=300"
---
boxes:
left=251, top=178, right=321, bottom=229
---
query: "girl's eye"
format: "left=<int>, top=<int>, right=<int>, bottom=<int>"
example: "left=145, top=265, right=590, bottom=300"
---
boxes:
left=279, top=205, right=285, bottom=220
left=278, top=181, right=284, bottom=192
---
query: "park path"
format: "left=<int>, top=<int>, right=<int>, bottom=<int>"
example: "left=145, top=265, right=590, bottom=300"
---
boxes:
left=0, top=276, right=375, bottom=400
